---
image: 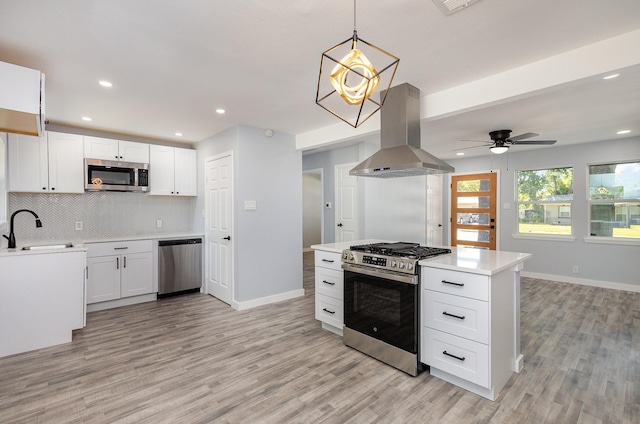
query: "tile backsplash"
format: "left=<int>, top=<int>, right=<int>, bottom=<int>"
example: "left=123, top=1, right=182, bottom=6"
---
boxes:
left=6, top=192, right=194, bottom=245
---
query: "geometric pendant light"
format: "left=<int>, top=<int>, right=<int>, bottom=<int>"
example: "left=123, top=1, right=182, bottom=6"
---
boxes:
left=316, top=0, right=400, bottom=128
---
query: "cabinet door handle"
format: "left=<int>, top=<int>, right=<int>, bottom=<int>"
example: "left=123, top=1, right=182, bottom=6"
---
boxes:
left=442, top=279, right=464, bottom=287
left=322, top=308, right=335, bottom=315
left=123, top=256, right=127, bottom=268
left=443, top=351, right=465, bottom=361
left=442, top=311, right=465, bottom=320
left=322, top=259, right=334, bottom=263
left=116, top=257, right=119, bottom=269
left=322, top=280, right=335, bottom=286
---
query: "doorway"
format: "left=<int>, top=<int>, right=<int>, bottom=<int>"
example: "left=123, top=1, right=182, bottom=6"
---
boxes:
left=450, top=172, right=498, bottom=250
left=303, top=169, right=323, bottom=251
left=204, top=152, right=234, bottom=304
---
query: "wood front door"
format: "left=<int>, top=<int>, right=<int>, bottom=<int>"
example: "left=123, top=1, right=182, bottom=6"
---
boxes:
left=451, top=172, right=497, bottom=250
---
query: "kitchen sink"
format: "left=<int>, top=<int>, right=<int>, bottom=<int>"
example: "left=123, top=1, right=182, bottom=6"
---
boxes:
left=21, top=243, right=74, bottom=251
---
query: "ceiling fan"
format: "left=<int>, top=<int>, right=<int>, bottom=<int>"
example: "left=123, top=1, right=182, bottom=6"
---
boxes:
left=456, top=130, right=557, bottom=154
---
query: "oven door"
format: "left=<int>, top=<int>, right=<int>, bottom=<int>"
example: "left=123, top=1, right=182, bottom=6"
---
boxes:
left=343, top=263, right=419, bottom=354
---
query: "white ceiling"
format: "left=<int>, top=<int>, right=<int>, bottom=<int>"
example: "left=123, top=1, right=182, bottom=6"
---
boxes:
left=1, top=0, right=639, bottom=159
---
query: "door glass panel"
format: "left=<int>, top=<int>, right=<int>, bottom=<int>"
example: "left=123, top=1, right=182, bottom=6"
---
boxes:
left=457, top=196, right=490, bottom=209
left=457, top=229, right=490, bottom=243
left=456, top=213, right=490, bottom=225
left=456, top=179, right=490, bottom=192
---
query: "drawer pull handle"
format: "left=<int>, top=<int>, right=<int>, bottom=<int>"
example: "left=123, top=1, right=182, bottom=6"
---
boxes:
left=322, top=259, right=335, bottom=263
left=322, top=280, right=335, bottom=286
left=442, top=311, right=465, bottom=320
left=442, top=279, right=464, bottom=287
left=114, top=247, right=129, bottom=250
left=443, top=351, right=465, bottom=361
left=322, top=308, right=336, bottom=315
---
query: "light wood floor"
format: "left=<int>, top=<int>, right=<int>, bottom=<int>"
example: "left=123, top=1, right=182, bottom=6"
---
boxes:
left=1, top=252, right=638, bottom=423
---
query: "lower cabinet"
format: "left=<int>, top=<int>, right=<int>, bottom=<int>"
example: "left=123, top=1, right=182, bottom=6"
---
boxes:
left=314, top=249, right=344, bottom=335
left=86, top=240, right=153, bottom=304
left=420, top=266, right=516, bottom=401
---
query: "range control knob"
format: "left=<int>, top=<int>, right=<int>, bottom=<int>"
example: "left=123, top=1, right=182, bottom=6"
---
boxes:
left=349, top=253, right=354, bottom=260
left=391, top=260, right=397, bottom=268
left=399, top=262, right=405, bottom=269
left=407, top=263, right=414, bottom=271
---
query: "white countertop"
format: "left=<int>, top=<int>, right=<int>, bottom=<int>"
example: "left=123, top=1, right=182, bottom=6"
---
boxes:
left=311, top=240, right=532, bottom=276
left=0, top=232, right=204, bottom=257
left=419, top=246, right=532, bottom=276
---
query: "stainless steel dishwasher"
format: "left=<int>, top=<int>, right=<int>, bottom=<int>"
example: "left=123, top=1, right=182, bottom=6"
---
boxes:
left=158, top=238, right=202, bottom=297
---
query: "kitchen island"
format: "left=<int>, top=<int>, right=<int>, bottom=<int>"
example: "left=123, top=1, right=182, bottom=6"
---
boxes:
left=311, top=240, right=531, bottom=400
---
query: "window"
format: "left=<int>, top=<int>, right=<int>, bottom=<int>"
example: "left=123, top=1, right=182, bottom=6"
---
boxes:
left=516, top=167, right=573, bottom=235
left=588, top=161, right=640, bottom=239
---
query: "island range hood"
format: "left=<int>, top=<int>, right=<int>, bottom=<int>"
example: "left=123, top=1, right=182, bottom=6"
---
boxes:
left=349, top=83, right=454, bottom=178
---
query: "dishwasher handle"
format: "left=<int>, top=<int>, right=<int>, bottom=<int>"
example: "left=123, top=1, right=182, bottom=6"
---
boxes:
left=158, top=238, right=202, bottom=247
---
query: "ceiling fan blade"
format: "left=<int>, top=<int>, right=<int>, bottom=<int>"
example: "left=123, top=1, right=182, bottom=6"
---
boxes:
left=512, top=139, right=556, bottom=145
left=453, top=144, right=491, bottom=151
left=460, top=139, right=492, bottom=143
left=508, top=132, right=539, bottom=142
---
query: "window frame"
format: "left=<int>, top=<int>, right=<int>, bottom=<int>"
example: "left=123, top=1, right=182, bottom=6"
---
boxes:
left=515, top=166, right=574, bottom=238
left=586, top=160, right=640, bottom=242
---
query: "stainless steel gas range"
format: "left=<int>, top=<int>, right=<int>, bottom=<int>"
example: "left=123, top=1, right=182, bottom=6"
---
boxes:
left=341, top=242, right=451, bottom=376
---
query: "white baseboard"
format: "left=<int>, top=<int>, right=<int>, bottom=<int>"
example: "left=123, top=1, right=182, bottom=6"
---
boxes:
left=521, top=271, right=640, bottom=293
left=87, top=293, right=157, bottom=312
left=232, top=289, right=306, bottom=311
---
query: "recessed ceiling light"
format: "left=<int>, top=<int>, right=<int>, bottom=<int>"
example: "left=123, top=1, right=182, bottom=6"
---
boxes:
left=617, top=130, right=631, bottom=135
left=175, top=132, right=183, bottom=137
left=99, top=80, right=113, bottom=87
left=82, top=116, right=93, bottom=121
left=216, top=108, right=225, bottom=114
left=603, top=74, right=619, bottom=80
left=456, top=152, right=465, bottom=156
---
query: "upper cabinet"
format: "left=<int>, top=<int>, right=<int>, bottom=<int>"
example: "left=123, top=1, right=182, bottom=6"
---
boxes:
left=0, top=61, right=45, bottom=137
left=149, top=145, right=196, bottom=196
left=84, top=136, right=149, bottom=163
left=8, top=132, right=84, bottom=193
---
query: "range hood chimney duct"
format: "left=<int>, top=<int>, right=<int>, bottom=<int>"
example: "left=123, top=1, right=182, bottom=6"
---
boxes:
left=349, top=83, right=454, bottom=178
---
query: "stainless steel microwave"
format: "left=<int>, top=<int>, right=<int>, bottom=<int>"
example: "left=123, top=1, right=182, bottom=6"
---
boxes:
left=84, top=158, right=149, bottom=192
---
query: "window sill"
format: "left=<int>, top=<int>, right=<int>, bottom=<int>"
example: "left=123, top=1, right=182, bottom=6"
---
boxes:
left=583, top=237, right=640, bottom=246
left=512, top=233, right=575, bottom=242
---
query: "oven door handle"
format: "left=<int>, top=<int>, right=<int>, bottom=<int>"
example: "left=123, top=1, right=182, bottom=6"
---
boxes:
left=342, top=263, right=418, bottom=285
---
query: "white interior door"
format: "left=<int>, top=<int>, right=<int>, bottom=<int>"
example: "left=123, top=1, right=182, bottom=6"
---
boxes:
left=205, top=153, right=233, bottom=304
left=335, top=162, right=359, bottom=242
left=426, top=174, right=443, bottom=246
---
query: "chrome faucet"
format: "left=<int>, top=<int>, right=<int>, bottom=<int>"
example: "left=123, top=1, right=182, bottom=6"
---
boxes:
left=3, top=209, right=43, bottom=249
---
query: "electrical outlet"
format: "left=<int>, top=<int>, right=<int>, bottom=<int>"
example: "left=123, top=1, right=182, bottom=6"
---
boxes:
left=572, top=266, right=579, bottom=274
left=156, top=219, right=163, bottom=228
left=75, top=221, right=83, bottom=231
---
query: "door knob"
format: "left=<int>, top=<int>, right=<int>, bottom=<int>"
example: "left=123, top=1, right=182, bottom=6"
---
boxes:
left=222, top=236, right=231, bottom=240
left=337, top=223, right=343, bottom=227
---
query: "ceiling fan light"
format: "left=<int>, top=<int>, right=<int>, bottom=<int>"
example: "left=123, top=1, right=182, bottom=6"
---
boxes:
left=490, top=145, right=509, bottom=154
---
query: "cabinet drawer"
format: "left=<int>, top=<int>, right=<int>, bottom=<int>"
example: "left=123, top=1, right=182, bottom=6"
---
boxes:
left=422, top=267, right=489, bottom=301
left=315, top=293, right=343, bottom=329
left=315, top=268, right=343, bottom=300
left=422, top=328, right=489, bottom=388
left=87, top=239, right=153, bottom=257
left=314, top=250, right=342, bottom=271
left=423, top=290, right=488, bottom=344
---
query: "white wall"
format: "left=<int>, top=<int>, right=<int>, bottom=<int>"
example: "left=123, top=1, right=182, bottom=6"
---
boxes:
left=447, top=136, right=640, bottom=288
left=195, top=125, right=303, bottom=303
left=302, top=173, right=322, bottom=248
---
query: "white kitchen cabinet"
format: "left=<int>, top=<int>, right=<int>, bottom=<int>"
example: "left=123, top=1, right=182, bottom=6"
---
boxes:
left=314, top=249, right=344, bottom=335
left=8, top=131, right=84, bottom=193
left=84, top=136, right=149, bottom=163
left=149, top=145, right=196, bottom=196
left=86, top=240, right=153, bottom=304
left=0, top=249, right=86, bottom=358
left=420, top=265, right=516, bottom=401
